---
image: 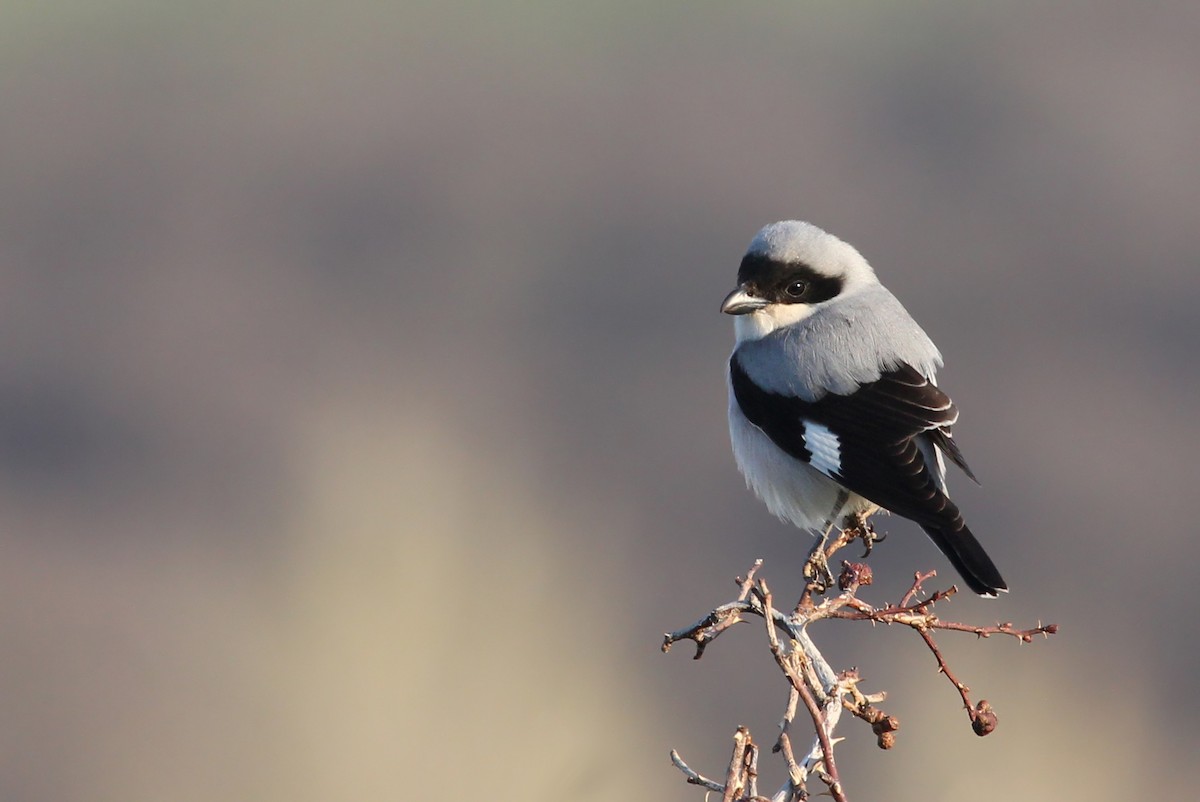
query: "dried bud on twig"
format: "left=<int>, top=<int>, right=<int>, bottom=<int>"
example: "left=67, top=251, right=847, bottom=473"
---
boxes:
left=838, top=561, right=873, bottom=590
left=665, top=532, right=1056, bottom=801
left=971, top=700, right=998, bottom=736
left=871, top=714, right=900, bottom=736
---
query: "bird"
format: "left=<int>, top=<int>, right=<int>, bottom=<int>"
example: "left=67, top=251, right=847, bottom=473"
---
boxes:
left=722, top=220, right=1007, bottom=596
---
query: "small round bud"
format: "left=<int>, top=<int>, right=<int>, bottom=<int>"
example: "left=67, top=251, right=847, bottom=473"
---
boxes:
left=871, top=714, right=900, bottom=735
left=971, top=700, right=998, bottom=736
left=838, top=561, right=873, bottom=590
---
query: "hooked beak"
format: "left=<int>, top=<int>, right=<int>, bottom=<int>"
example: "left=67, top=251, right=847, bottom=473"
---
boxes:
left=720, top=286, right=769, bottom=315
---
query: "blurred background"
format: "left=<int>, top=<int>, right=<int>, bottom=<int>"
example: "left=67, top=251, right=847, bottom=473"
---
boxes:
left=1, top=2, right=1197, bottom=800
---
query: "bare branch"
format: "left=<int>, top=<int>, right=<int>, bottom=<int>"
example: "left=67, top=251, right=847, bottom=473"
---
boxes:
left=759, top=581, right=848, bottom=802
left=665, top=527, right=1057, bottom=799
left=670, top=750, right=725, bottom=793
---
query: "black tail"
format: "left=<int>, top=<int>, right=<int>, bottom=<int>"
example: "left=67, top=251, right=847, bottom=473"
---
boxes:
left=920, top=522, right=1007, bottom=597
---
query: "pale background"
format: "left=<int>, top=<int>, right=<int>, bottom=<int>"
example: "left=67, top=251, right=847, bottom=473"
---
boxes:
left=2, top=3, right=1197, bottom=800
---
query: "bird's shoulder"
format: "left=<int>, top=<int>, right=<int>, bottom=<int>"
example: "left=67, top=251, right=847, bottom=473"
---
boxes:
left=732, top=285, right=942, bottom=400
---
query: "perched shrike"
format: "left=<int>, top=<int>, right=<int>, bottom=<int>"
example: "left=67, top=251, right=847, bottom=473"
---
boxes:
left=723, top=221, right=1006, bottom=596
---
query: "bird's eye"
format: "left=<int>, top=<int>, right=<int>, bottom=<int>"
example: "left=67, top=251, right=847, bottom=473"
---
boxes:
left=785, top=280, right=808, bottom=299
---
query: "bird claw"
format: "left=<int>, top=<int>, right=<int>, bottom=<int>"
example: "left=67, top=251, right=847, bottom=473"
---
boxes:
left=803, top=549, right=835, bottom=593
left=804, top=530, right=836, bottom=593
left=860, top=527, right=885, bottom=558
left=843, top=515, right=884, bottom=558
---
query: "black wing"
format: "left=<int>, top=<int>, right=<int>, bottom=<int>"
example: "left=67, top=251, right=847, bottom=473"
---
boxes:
left=730, top=356, right=1006, bottom=595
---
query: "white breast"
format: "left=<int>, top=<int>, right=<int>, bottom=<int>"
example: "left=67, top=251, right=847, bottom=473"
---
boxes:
left=727, top=380, right=875, bottom=532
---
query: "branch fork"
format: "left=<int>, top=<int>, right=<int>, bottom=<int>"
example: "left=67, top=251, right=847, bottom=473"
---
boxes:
left=663, top=528, right=1057, bottom=801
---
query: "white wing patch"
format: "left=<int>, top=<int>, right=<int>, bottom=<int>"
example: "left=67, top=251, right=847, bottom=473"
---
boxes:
left=801, top=421, right=842, bottom=478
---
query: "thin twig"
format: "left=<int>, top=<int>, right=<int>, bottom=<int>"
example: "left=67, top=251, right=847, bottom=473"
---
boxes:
left=665, top=546, right=1058, bottom=798
left=670, top=750, right=725, bottom=793
left=774, top=686, right=804, bottom=784
left=760, top=582, right=849, bottom=802
left=722, top=727, right=751, bottom=802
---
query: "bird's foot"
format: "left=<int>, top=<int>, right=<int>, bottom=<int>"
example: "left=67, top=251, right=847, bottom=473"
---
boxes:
left=844, top=514, right=885, bottom=558
left=803, top=535, right=835, bottom=593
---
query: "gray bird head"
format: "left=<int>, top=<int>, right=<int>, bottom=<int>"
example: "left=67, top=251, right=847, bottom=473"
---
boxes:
left=721, top=221, right=879, bottom=341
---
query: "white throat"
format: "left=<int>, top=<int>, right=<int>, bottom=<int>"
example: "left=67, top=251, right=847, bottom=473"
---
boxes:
left=733, top=303, right=817, bottom=343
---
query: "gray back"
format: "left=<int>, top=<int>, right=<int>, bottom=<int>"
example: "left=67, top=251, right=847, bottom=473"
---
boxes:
left=733, top=285, right=942, bottom=400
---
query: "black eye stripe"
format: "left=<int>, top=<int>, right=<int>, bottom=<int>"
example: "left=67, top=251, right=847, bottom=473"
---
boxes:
left=736, top=254, right=844, bottom=305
